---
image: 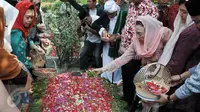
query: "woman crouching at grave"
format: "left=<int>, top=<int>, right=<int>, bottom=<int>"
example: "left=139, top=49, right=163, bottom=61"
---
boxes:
left=0, top=2, right=34, bottom=108
left=11, top=1, right=45, bottom=72
left=92, top=15, right=172, bottom=110
left=93, top=15, right=172, bottom=76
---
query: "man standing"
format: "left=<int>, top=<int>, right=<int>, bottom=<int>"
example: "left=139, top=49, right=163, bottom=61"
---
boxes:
left=97, top=0, right=126, bottom=84
left=61, top=0, right=104, bottom=70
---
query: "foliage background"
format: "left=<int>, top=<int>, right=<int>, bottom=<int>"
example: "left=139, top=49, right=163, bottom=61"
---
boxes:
left=41, top=0, right=81, bottom=67
left=42, top=0, right=87, bottom=4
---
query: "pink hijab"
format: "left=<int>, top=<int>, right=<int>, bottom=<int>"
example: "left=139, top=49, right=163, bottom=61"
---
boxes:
left=133, top=15, right=167, bottom=57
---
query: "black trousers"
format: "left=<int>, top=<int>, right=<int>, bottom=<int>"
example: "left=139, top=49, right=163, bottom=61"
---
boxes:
left=80, top=40, right=102, bottom=70
left=122, top=59, right=141, bottom=106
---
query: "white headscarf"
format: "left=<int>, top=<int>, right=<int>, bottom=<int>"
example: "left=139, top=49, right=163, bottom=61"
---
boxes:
left=104, top=0, right=120, bottom=13
left=0, top=0, right=19, bottom=52
left=158, top=11, right=194, bottom=65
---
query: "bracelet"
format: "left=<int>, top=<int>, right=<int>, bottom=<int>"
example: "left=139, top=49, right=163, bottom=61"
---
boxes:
left=179, top=74, right=182, bottom=81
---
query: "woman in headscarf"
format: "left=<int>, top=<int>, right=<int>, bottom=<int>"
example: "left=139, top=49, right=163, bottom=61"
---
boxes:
left=91, top=0, right=158, bottom=110
left=11, top=1, right=44, bottom=70
left=93, top=15, right=172, bottom=74
left=158, top=0, right=194, bottom=66
left=93, top=16, right=172, bottom=110
left=0, top=1, right=33, bottom=108
left=157, top=0, right=200, bottom=111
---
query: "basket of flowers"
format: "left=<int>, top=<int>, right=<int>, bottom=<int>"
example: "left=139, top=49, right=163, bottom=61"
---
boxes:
left=134, top=63, right=171, bottom=101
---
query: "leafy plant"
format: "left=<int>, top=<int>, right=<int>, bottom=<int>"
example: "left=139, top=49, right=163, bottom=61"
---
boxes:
left=28, top=78, right=49, bottom=112
left=103, top=79, right=126, bottom=111
left=79, top=0, right=87, bottom=4
left=86, top=70, right=98, bottom=77
left=41, top=2, right=52, bottom=13
left=42, top=1, right=81, bottom=67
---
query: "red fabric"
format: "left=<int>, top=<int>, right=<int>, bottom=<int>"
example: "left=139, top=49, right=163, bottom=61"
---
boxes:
left=12, top=1, right=36, bottom=39
left=167, top=3, right=179, bottom=31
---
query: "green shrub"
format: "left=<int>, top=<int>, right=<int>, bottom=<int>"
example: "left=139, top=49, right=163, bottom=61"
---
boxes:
left=79, top=0, right=87, bottom=4
left=51, top=0, right=63, bottom=11
left=43, top=2, right=81, bottom=67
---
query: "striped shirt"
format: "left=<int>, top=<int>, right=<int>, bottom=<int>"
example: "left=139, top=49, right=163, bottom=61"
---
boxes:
left=175, top=63, right=200, bottom=99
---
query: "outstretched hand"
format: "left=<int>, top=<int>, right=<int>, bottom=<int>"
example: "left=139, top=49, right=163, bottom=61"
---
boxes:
left=102, top=30, right=110, bottom=42
left=109, top=34, right=117, bottom=42
left=168, top=75, right=183, bottom=87
left=37, top=23, right=46, bottom=31
left=154, top=94, right=168, bottom=104
left=83, top=16, right=92, bottom=26
left=92, top=68, right=103, bottom=75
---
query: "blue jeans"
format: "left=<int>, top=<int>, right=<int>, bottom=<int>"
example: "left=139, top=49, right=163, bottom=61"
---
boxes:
left=80, top=40, right=102, bottom=70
